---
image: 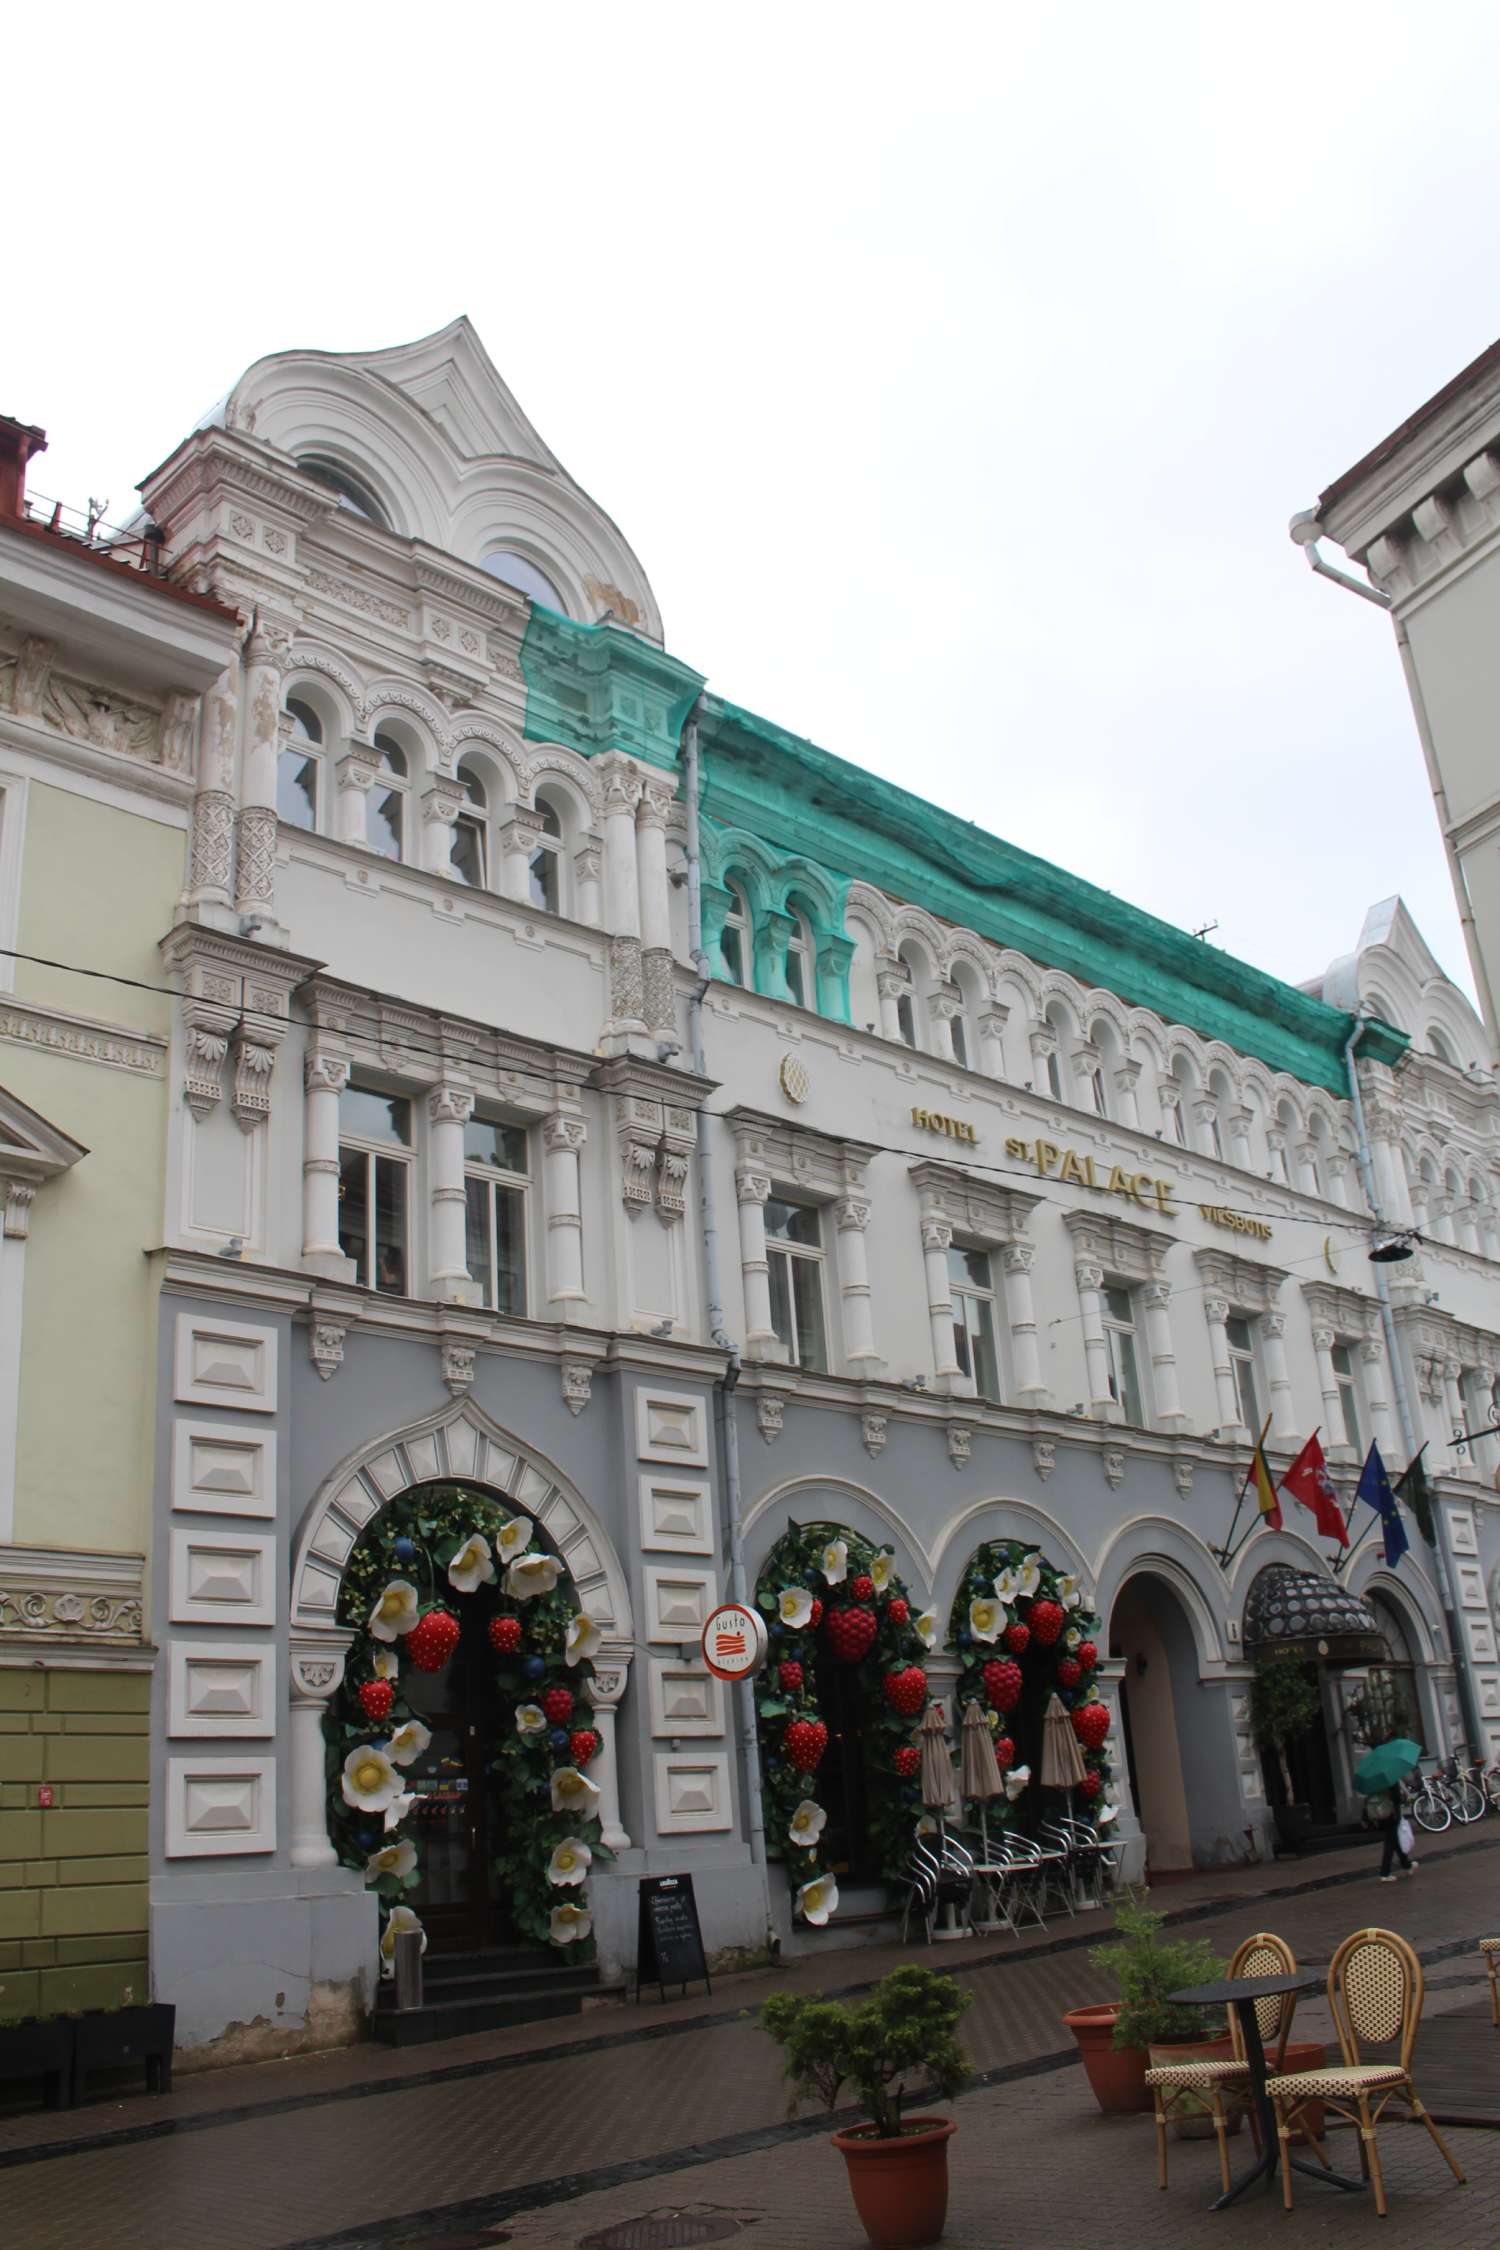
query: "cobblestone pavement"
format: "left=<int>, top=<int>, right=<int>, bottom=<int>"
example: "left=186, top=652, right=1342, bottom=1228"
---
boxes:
left=0, top=1826, right=1495, bottom=2250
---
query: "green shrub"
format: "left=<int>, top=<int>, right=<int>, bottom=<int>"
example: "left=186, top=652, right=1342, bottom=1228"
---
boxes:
left=1090, top=1901, right=1226, bottom=2050
left=761, top=1965, right=971, bottom=2138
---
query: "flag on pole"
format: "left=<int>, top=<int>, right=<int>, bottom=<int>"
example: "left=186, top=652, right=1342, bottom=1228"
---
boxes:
left=1392, top=1446, right=1435, bottom=1545
left=1245, top=1418, right=1281, bottom=1530
left=1280, top=1432, right=1350, bottom=1546
left=1355, top=1443, right=1409, bottom=1568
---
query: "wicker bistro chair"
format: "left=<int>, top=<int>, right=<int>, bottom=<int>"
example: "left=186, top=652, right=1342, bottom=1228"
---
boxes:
left=1266, top=1926, right=1467, bottom=2217
left=1145, top=1932, right=1301, bottom=2196
left=1482, top=1938, right=1500, bottom=2028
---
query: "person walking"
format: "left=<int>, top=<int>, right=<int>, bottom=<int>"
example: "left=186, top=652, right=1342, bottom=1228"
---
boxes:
left=1376, top=1778, right=1418, bottom=1882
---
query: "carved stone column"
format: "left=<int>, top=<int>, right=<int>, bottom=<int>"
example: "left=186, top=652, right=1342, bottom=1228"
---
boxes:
left=921, top=1214, right=962, bottom=1391
left=1262, top=1309, right=1295, bottom=1439
left=573, top=837, right=603, bottom=928
left=303, top=1053, right=354, bottom=1279
left=1030, top=1023, right=1059, bottom=1097
left=1193, top=1096, right=1221, bottom=1158
left=598, top=756, right=646, bottom=1047
left=429, top=1085, right=478, bottom=1302
left=735, top=1168, right=780, bottom=1359
left=236, top=623, right=291, bottom=929
left=1294, top=1139, right=1322, bottom=1198
left=1203, top=1295, right=1243, bottom=1437
left=335, top=746, right=375, bottom=848
left=876, top=964, right=909, bottom=1045
left=977, top=1006, right=1009, bottom=1080
left=1158, top=1080, right=1185, bottom=1144
left=635, top=780, right=676, bottom=1037
left=1113, top=1059, right=1142, bottom=1129
left=1142, top=1279, right=1187, bottom=1428
left=1228, top=1105, right=1255, bottom=1172
left=499, top=805, right=547, bottom=904
left=543, top=1112, right=588, bottom=1312
left=1360, top=1336, right=1396, bottom=1456
left=421, top=776, right=465, bottom=878
left=1075, top=1261, right=1115, bottom=1419
left=835, top=1195, right=881, bottom=1372
left=289, top=1633, right=353, bottom=1869
left=927, top=987, right=960, bottom=1064
left=1074, top=1044, right=1105, bottom=1116
left=585, top=1659, right=632, bottom=1851
left=1311, top=1324, right=1351, bottom=1454
left=1443, top=1358, right=1474, bottom=1477
left=1364, top=1103, right=1413, bottom=1226
left=1094, top=1661, right=1146, bottom=1884
left=1002, top=1240, right=1049, bottom=1404
left=184, top=661, right=239, bottom=924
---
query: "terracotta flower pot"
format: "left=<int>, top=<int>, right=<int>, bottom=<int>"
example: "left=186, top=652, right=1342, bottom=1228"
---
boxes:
left=831, top=2115, right=957, bottom=2249
left=1062, top=2003, right=1151, bottom=2114
left=1147, top=2034, right=1241, bottom=2139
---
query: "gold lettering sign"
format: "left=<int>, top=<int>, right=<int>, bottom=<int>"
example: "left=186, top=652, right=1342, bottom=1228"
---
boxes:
left=1005, top=1136, right=1177, bottom=1217
left=912, top=1106, right=978, bottom=1145
left=1199, top=1203, right=1272, bottom=1241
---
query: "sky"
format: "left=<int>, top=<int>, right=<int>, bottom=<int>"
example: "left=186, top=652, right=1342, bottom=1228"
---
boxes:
left=9, top=2, right=1499, bottom=1007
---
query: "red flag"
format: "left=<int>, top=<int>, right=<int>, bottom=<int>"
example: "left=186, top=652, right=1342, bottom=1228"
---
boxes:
left=1279, top=1433, right=1348, bottom=1546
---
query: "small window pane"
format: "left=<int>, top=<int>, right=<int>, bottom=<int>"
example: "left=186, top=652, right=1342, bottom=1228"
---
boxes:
left=786, top=946, right=806, bottom=1007
left=451, top=815, right=485, bottom=889
left=338, top=1147, right=369, bottom=1280
left=480, top=550, right=564, bottom=609
left=370, top=790, right=403, bottom=860
left=278, top=751, right=317, bottom=830
left=341, top=1089, right=412, bottom=1147
left=768, top=1246, right=793, bottom=1355
left=374, top=1157, right=408, bottom=1295
left=720, top=924, right=745, bottom=986
left=459, top=762, right=486, bottom=807
left=373, top=733, right=407, bottom=778
left=949, top=1245, right=991, bottom=1293
left=537, top=797, right=562, bottom=838
left=1232, top=1352, right=1261, bottom=1432
left=1109, top=1328, right=1144, bottom=1425
left=529, top=846, right=559, bottom=913
left=766, top=1199, right=821, bottom=1248
left=897, top=993, right=917, bottom=1047
left=1046, top=1052, right=1063, bottom=1101
left=789, top=1254, right=827, bottom=1372
left=464, top=1119, right=528, bottom=1175
left=1103, top=1285, right=1133, bottom=1326
left=287, top=698, right=322, bottom=745
left=951, top=1017, right=968, bottom=1068
left=1226, top=1316, right=1252, bottom=1353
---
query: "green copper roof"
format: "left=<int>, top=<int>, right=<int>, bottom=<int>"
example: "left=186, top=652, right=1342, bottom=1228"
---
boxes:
left=519, top=610, right=1407, bottom=1095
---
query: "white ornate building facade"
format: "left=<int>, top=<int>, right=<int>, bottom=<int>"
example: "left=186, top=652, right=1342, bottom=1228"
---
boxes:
left=5, top=327, right=1500, bottom=2057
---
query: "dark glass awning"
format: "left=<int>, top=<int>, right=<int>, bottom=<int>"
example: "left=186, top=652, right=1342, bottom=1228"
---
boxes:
left=1244, top=1564, right=1389, bottom=1666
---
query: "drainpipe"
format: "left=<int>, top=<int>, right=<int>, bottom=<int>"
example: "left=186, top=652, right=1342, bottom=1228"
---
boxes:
left=1344, top=1015, right=1484, bottom=1757
left=683, top=704, right=771, bottom=1907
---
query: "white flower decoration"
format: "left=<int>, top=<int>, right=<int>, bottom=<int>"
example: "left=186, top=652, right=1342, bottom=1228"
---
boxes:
left=506, top=1553, right=562, bottom=1603
left=789, top=1799, right=827, bottom=1848
left=870, top=1552, right=894, bottom=1593
left=379, top=1905, right=426, bottom=1974
left=821, top=1539, right=849, bottom=1585
left=778, top=1586, right=814, bottom=1630
left=1098, top=1803, right=1119, bottom=1827
left=384, top=1719, right=431, bottom=1769
left=549, top=1902, right=593, bottom=1946
left=797, top=1874, right=840, bottom=1927
left=365, top=1838, right=417, bottom=1883
left=515, top=1703, right=548, bottom=1737
left=969, top=1596, right=1005, bottom=1644
left=547, top=1839, right=593, bottom=1888
left=1004, top=1763, right=1032, bottom=1802
left=915, top=1610, right=938, bottom=1650
left=550, top=1766, right=602, bottom=1815
left=915, top=1812, right=938, bottom=1837
left=368, top=1579, right=420, bottom=1643
left=1014, top=1554, right=1042, bottom=1599
left=447, top=1532, right=495, bottom=1594
left=383, top=1791, right=414, bottom=1832
left=994, top=1567, right=1018, bottom=1602
left=1055, top=1572, right=1087, bottom=1609
left=341, top=1744, right=403, bottom=1814
left=566, top=1612, right=602, bottom=1667
left=1065, top=1626, right=1082, bottom=1651
left=496, top=1515, right=534, bottom=1564
left=372, top=1647, right=400, bottom=1681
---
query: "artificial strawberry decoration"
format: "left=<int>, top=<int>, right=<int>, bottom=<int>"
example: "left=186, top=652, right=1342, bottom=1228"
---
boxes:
left=893, top=1746, right=920, bottom=1779
left=883, top=1665, right=928, bottom=1718
left=982, top=1657, right=1023, bottom=1713
left=405, top=1608, right=461, bottom=1672
left=570, top=1728, right=600, bottom=1767
left=994, top=1735, right=1016, bottom=1771
left=887, top=1597, right=910, bottom=1626
left=1057, top=1657, right=1082, bottom=1689
left=785, top=1718, right=829, bottom=1773
left=778, top=1660, right=805, bottom=1695
left=809, top=1598, right=824, bottom=1629
left=1076, top=1640, right=1098, bottom=1672
left=851, top=1573, right=875, bottom=1602
left=542, top=1687, right=574, bottom=1725
left=358, top=1678, right=394, bottom=1724
left=1079, top=1770, right=1102, bottom=1800
left=489, top=1616, right=522, bottom=1655
left=1004, top=1622, right=1031, bottom=1656
left=824, top=1605, right=878, bottom=1664
left=1072, top=1701, right=1111, bottom=1750
left=1029, top=1598, right=1064, bottom=1645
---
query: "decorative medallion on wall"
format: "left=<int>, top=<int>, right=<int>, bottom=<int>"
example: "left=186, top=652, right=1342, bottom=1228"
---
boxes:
left=778, top=1054, right=810, bottom=1106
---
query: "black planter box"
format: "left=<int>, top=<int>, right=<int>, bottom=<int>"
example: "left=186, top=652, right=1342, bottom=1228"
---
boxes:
left=1272, top=1801, right=1314, bottom=1855
left=0, top=2015, right=74, bottom=2109
left=71, top=2002, right=175, bottom=2104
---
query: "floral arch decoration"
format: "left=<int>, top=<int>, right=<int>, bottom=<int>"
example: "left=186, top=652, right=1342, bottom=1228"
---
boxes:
left=327, top=1481, right=609, bottom=1970
left=754, top=1520, right=934, bottom=1929
left=949, top=1541, right=1113, bottom=1827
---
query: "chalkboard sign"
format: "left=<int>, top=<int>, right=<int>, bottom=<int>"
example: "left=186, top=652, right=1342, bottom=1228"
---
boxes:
left=635, top=1873, right=711, bottom=2002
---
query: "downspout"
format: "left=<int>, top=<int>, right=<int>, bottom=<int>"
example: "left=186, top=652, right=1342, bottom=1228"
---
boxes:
left=1344, top=1015, right=1484, bottom=1756
left=683, top=704, right=771, bottom=1909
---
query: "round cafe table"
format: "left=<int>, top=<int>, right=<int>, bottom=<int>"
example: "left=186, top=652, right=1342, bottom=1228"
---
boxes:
left=1167, top=1973, right=1366, bottom=2211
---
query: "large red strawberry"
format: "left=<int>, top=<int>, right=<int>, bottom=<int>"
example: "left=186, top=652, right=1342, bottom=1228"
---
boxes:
left=489, top=1616, right=522, bottom=1655
left=809, top=1599, right=824, bottom=1629
left=542, top=1687, right=574, bottom=1725
left=778, top=1660, right=805, bottom=1695
left=893, top=1746, right=920, bottom=1779
left=570, top=1728, right=600, bottom=1767
left=1072, top=1702, right=1111, bottom=1750
left=851, top=1574, right=875, bottom=1602
left=1076, top=1640, right=1098, bottom=1672
left=993, top=1735, right=1016, bottom=1772
left=1004, top=1622, right=1030, bottom=1656
left=1056, top=1657, right=1082, bottom=1689
left=982, top=1658, right=1023, bottom=1713
left=785, top=1719, right=829, bottom=1773
left=406, top=1608, right=460, bottom=1672
left=1029, top=1599, right=1065, bottom=1646
left=883, top=1666, right=928, bottom=1718
left=358, top=1678, right=394, bottom=1724
left=1079, top=1770, right=1102, bottom=1801
left=887, top=1598, right=910, bottom=1626
left=824, top=1606, right=878, bottom=1665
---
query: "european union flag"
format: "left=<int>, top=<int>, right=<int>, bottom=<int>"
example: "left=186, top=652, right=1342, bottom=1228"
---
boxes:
left=1357, top=1443, right=1409, bottom=1568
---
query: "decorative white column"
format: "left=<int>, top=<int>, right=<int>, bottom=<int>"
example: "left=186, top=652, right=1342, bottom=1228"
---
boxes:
left=573, top=837, right=603, bottom=928
left=498, top=806, right=546, bottom=903
left=429, top=1085, right=478, bottom=1302
left=920, top=1214, right=963, bottom=1390
left=1074, top=1046, right=1104, bottom=1115
left=1444, top=1358, right=1475, bottom=1478
left=236, top=622, right=291, bottom=930
left=1002, top=1241, right=1049, bottom=1404
left=1075, top=1260, right=1115, bottom=1419
left=876, top=965, right=908, bottom=1044
left=598, top=756, right=646, bottom=1045
left=1192, top=1095, right=1220, bottom=1157
left=1310, top=1324, right=1351, bottom=1453
left=978, top=1006, right=1009, bottom=1080
left=1457, top=1203, right=1483, bottom=1256
left=335, top=747, right=374, bottom=848
left=1365, top=1104, right=1413, bottom=1225
left=1324, top=1151, right=1352, bottom=1210
left=1203, top=1295, right=1243, bottom=1436
left=1228, top=1106, right=1255, bottom=1172
left=183, top=661, right=239, bottom=924
left=421, top=777, right=464, bottom=878
left=1094, top=1661, right=1145, bottom=1885
left=543, top=1112, right=588, bottom=1312
left=1360, top=1337, right=1395, bottom=1456
left=927, top=988, right=960, bottom=1063
left=289, top=1636, right=352, bottom=1869
left=1469, top=1367, right=1500, bottom=1481
left=1294, top=1139, right=1321, bottom=1198
left=1113, top=1059, right=1142, bottom=1129
left=734, top=1167, right=780, bottom=1359
left=636, top=781, right=676, bottom=1037
left=1030, top=1024, right=1059, bottom=1097
left=835, top=1195, right=882, bottom=1372
left=585, top=1660, right=631, bottom=1850
left=1142, top=1279, right=1187, bottom=1428
left=1434, top=1192, right=1458, bottom=1247
left=1158, top=1081, right=1184, bottom=1145
left=1262, top=1310, right=1296, bottom=1439
left=1266, top=1127, right=1288, bottom=1184
left=303, top=1052, right=355, bottom=1279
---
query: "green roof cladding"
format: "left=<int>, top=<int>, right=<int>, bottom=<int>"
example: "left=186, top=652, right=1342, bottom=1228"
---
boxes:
left=519, top=611, right=1407, bottom=1096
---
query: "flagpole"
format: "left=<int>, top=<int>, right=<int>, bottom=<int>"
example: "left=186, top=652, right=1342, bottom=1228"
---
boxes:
left=1218, top=1415, right=1273, bottom=1564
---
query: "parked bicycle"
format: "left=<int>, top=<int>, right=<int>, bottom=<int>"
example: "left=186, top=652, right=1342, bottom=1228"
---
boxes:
left=1410, top=1754, right=1487, bottom=1832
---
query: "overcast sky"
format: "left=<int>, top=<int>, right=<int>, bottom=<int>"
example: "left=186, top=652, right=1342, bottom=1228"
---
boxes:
left=11, top=3, right=1498, bottom=1008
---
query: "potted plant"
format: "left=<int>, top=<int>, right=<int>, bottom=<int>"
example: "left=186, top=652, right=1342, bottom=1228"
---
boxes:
left=762, top=1964, right=970, bottom=2248
left=1064, top=1902, right=1226, bottom=2119
left=1250, top=1658, right=1322, bottom=1852
left=0, top=2011, right=74, bottom=2110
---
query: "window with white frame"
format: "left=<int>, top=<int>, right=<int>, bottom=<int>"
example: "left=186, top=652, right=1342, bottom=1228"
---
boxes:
left=278, top=698, right=322, bottom=831
left=765, top=1198, right=828, bottom=1372
left=1102, top=1283, right=1146, bottom=1425
left=529, top=792, right=563, bottom=912
left=481, top=549, right=565, bottom=611
left=463, top=1117, right=528, bottom=1313
left=897, top=986, right=918, bottom=1047
left=369, top=732, right=408, bottom=861
left=785, top=908, right=815, bottom=1010
left=1226, top=1314, right=1262, bottom=1431
left=339, top=1087, right=412, bottom=1295
left=949, top=1243, right=1001, bottom=1399
left=451, top=759, right=488, bottom=889
left=719, top=879, right=751, bottom=986
left=1331, top=1341, right=1363, bottom=1452
left=1046, top=1049, right=1064, bottom=1101
left=950, top=1011, right=969, bottom=1068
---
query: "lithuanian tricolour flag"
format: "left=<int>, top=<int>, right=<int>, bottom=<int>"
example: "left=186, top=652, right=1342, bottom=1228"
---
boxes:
left=1245, top=1416, right=1281, bottom=1530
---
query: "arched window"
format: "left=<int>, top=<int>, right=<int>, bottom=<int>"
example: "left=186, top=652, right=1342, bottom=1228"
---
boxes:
left=278, top=696, right=322, bottom=831
left=1167, top=1056, right=1194, bottom=1146
left=529, top=791, right=564, bottom=913
left=299, top=458, right=389, bottom=529
left=481, top=550, right=564, bottom=611
left=898, top=940, right=934, bottom=1049
left=785, top=908, right=815, bottom=1010
left=1044, top=1002, right=1071, bottom=1102
left=369, top=731, right=409, bottom=861
left=897, top=981, right=918, bottom=1047
left=952, top=962, right=985, bottom=1072
left=1272, top=1097, right=1297, bottom=1183
left=1428, top=1026, right=1458, bottom=1067
left=1206, top=1068, right=1234, bottom=1162
left=1089, top=1018, right=1120, bottom=1119
left=719, top=878, right=751, bottom=986
left=451, top=759, right=488, bottom=889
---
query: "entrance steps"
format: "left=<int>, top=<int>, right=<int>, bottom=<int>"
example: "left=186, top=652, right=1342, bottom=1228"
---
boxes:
left=373, top=1944, right=619, bottom=2046
left=773, top=1881, right=903, bottom=1960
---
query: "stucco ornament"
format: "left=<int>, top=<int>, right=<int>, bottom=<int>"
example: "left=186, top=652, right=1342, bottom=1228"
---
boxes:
left=384, top=1719, right=432, bottom=1768
left=915, top=1610, right=938, bottom=1650
left=447, top=1533, right=495, bottom=1593
left=495, top=1515, right=534, bottom=1564
left=565, top=1611, right=603, bottom=1666
left=870, top=1551, right=894, bottom=1593
left=365, top=1838, right=417, bottom=1883
left=368, top=1579, right=420, bottom=1642
left=547, top=1838, right=592, bottom=1888
left=506, top=1553, right=562, bottom=1602
left=969, top=1596, right=1006, bottom=1644
left=779, top=1586, right=814, bottom=1629
left=515, top=1703, right=547, bottom=1737
left=379, top=1905, right=426, bottom=1975
left=797, top=1873, right=840, bottom=1927
left=821, top=1538, right=849, bottom=1585
left=789, top=1799, right=827, bottom=1848
left=549, top=1902, right=593, bottom=1946
left=550, top=1766, right=602, bottom=1816
left=341, top=1744, right=404, bottom=1814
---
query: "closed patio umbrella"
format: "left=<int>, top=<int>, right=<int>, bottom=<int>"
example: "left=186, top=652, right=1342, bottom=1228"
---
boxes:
left=1040, top=1691, right=1087, bottom=1790
left=919, top=1700, right=958, bottom=1820
left=960, top=1699, right=1004, bottom=1857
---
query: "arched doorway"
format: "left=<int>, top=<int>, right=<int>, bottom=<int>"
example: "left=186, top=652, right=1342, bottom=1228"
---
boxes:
left=1352, top=1593, right=1427, bottom=1754
left=1108, top=1573, right=1201, bottom=1873
left=1242, top=1564, right=1387, bottom=1847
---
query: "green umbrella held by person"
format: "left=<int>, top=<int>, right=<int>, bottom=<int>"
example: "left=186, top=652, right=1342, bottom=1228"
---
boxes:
left=1354, top=1740, right=1422, bottom=1883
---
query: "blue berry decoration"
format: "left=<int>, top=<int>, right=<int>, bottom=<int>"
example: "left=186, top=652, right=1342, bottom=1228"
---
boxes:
left=392, top=1536, right=417, bottom=1564
left=522, top=1654, right=546, bottom=1680
left=549, top=1727, right=570, bottom=1751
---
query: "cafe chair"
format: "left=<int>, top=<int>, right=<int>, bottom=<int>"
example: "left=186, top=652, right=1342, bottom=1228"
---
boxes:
left=1146, top=1931, right=1300, bottom=2196
left=1266, top=1926, right=1466, bottom=2217
left=1482, top=1938, right=1500, bottom=2029
left=898, top=1833, right=974, bottom=1944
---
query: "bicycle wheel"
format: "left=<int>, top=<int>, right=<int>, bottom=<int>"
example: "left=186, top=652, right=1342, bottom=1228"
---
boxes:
left=1411, top=1787, right=1452, bottom=1833
left=1455, top=1779, right=1486, bottom=1823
